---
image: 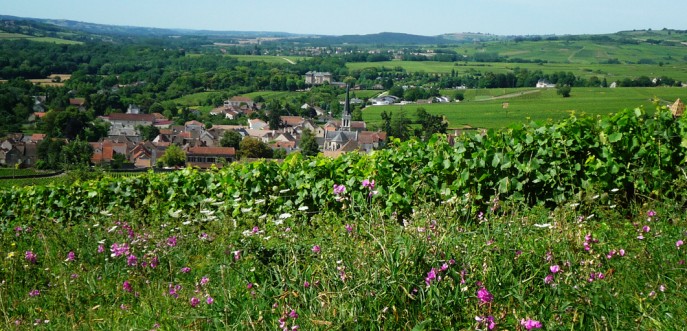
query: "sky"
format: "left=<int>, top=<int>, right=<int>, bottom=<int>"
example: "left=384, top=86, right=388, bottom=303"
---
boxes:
left=3, top=0, right=687, bottom=36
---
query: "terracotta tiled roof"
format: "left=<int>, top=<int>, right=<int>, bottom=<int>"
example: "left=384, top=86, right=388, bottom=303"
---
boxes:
left=69, top=98, right=85, bottom=106
left=230, top=96, right=253, bottom=103
left=107, top=113, right=155, bottom=122
left=186, top=146, right=236, bottom=156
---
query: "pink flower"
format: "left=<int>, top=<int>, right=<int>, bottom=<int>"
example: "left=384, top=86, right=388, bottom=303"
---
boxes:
left=127, top=254, right=138, bottom=267
left=475, top=315, right=496, bottom=330
left=544, top=274, right=554, bottom=284
left=477, top=287, right=493, bottom=304
left=345, top=224, right=353, bottom=233
left=333, top=184, right=346, bottom=196
left=110, top=243, right=130, bottom=258
left=425, top=268, right=438, bottom=286
left=25, top=251, right=37, bottom=264
left=200, top=276, right=209, bottom=286
left=247, top=282, right=253, bottom=289
left=440, top=263, right=449, bottom=272
left=252, top=226, right=260, bottom=234
left=642, top=225, right=650, bottom=233
left=289, top=310, right=299, bottom=319
left=550, top=265, right=560, bottom=274
left=362, top=179, right=375, bottom=190
left=206, top=296, right=214, bottom=305
left=29, top=289, right=40, bottom=297
left=311, top=245, right=321, bottom=253
left=647, top=210, right=656, bottom=217
left=233, top=250, right=241, bottom=261
left=618, top=249, right=626, bottom=256
left=190, top=297, right=200, bottom=308
left=166, top=236, right=177, bottom=247
left=521, top=319, right=542, bottom=330
left=677, top=240, right=684, bottom=248
left=97, top=244, right=105, bottom=253
left=181, top=267, right=191, bottom=273
left=303, top=280, right=310, bottom=288
left=66, top=251, right=75, bottom=262
left=123, top=281, right=132, bottom=292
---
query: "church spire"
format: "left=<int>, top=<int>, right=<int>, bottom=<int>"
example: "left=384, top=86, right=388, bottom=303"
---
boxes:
left=342, top=84, right=351, bottom=131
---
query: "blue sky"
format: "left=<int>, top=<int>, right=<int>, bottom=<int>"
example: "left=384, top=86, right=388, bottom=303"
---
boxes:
left=4, top=0, right=686, bottom=36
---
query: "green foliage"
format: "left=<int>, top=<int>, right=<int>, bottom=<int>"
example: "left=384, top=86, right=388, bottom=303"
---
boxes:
left=136, top=125, right=160, bottom=142
left=157, top=144, right=186, bottom=168
left=219, top=130, right=242, bottom=149
left=298, top=129, right=320, bottom=157
left=239, top=137, right=273, bottom=159
left=557, top=84, right=572, bottom=97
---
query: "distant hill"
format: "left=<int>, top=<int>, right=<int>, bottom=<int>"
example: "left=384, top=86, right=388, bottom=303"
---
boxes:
left=291, top=32, right=455, bottom=46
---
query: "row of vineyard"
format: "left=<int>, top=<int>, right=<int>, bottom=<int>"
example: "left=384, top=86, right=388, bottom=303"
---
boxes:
left=2, top=105, right=686, bottom=225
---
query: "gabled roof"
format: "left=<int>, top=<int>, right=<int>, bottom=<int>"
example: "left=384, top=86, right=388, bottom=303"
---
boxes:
left=230, top=96, right=253, bottom=103
left=107, top=113, right=155, bottom=122
left=186, top=146, right=236, bottom=156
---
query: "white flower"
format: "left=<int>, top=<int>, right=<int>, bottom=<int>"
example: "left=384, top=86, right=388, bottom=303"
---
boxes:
left=168, top=209, right=182, bottom=218
left=279, top=213, right=292, bottom=219
left=298, top=206, right=309, bottom=211
left=255, top=199, right=266, bottom=205
left=241, top=207, right=253, bottom=213
left=182, top=221, right=192, bottom=225
left=107, top=226, right=117, bottom=233
left=611, top=188, right=620, bottom=192
left=279, top=189, right=290, bottom=193
left=534, top=223, right=552, bottom=228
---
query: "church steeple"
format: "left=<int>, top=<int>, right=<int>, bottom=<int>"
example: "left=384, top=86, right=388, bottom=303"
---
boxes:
left=342, top=84, right=351, bottom=131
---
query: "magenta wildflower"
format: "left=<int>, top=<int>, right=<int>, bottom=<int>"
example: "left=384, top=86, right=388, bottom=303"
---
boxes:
left=345, top=224, right=353, bottom=233
left=25, top=251, right=37, bottom=264
left=643, top=225, right=651, bottom=233
left=647, top=210, right=657, bottom=218
left=206, top=296, right=214, bottom=305
left=311, top=245, right=321, bottom=253
left=677, top=240, right=684, bottom=248
left=425, top=268, right=438, bottom=286
left=618, top=249, right=625, bottom=256
left=127, top=254, right=138, bottom=267
left=181, top=267, right=191, bottom=273
left=304, top=280, right=310, bottom=288
left=123, top=280, right=132, bottom=292
left=550, top=265, right=560, bottom=274
left=168, top=284, right=182, bottom=298
left=544, top=274, right=554, bottom=284
left=475, top=315, right=496, bottom=330
left=149, top=255, right=159, bottom=268
left=252, top=226, right=260, bottom=234
left=66, top=251, right=75, bottom=262
left=200, top=276, right=209, bottom=286
left=166, top=236, right=177, bottom=247
left=110, top=243, right=130, bottom=258
left=71, top=273, right=79, bottom=279
left=97, top=244, right=104, bottom=253
left=28, top=289, right=40, bottom=297
left=362, top=179, right=375, bottom=189
left=247, top=282, right=253, bottom=289
left=120, top=304, right=128, bottom=310
left=190, top=297, right=200, bottom=307
left=289, top=310, right=299, bottom=319
left=520, top=319, right=542, bottom=330
left=477, top=287, right=493, bottom=304
left=440, top=263, right=449, bottom=272
left=333, top=184, right=346, bottom=195
left=233, top=250, right=241, bottom=261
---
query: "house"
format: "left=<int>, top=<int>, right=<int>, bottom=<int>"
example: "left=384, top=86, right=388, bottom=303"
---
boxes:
left=536, top=80, right=556, bottom=88
left=103, top=113, right=156, bottom=138
left=224, top=96, right=254, bottom=108
left=69, top=98, right=86, bottom=110
left=184, top=120, right=205, bottom=133
left=185, top=146, right=236, bottom=168
left=304, top=71, right=332, bottom=85
left=249, top=119, right=269, bottom=130
left=89, top=141, right=130, bottom=166
left=126, top=104, right=141, bottom=114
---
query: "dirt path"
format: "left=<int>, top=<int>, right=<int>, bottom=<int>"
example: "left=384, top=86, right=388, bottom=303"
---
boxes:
left=475, top=89, right=541, bottom=101
left=281, top=57, right=296, bottom=64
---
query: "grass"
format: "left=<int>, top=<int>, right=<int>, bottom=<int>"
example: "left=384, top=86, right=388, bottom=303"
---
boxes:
left=0, top=175, right=68, bottom=189
left=347, top=61, right=687, bottom=82
left=363, top=87, right=687, bottom=128
left=171, top=92, right=224, bottom=107
left=2, top=187, right=686, bottom=329
left=0, top=32, right=82, bottom=45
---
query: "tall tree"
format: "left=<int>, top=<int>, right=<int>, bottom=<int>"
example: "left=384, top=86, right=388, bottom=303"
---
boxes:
left=220, top=130, right=242, bottom=149
left=157, top=144, right=186, bottom=168
left=415, top=108, right=448, bottom=141
left=239, top=137, right=273, bottom=159
left=299, top=129, right=320, bottom=157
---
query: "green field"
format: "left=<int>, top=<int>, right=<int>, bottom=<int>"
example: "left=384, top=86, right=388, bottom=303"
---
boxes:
left=348, top=61, right=687, bottom=82
left=172, top=91, right=225, bottom=106
left=0, top=32, right=82, bottom=44
left=224, top=55, right=305, bottom=64
left=363, top=87, right=687, bottom=129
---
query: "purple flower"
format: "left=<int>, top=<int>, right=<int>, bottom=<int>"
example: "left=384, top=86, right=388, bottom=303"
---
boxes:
left=233, top=250, right=241, bottom=261
left=123, top=281, right=132, bottom=292
left=618, top=249, right=625, bottom=256
left=200, top=276, right=209, bottom=286
left=345, top=224, right=353, bottom=233
left=66, top=251, right=75, bottom=262
left=25, top=251, right=37, bottom=264
left=333, top=184, right=346, bottom=196
left=252, top=226, right=260, bottom=234
left=475, top=315, right=496, bottom=330
left=440, top=263, right=449, bottom=272
left=362, top=179, right=375, bottom=190
left=127, top=254, right=138, bottom=267
left=311, top=245, right=321, bottom=253
left=181, top=267, right=191, bottom=273
left=677, top=240, right=684, bottom=248
left=647, top=210, right=656, bottom=217
left=206, top=296, right=214, bottom=305
left=247, top=282, right=253, bottom=289
left=425, top=268, right=438, bottom=286
left=28, top=289, right=40, bottom=297
left=168, top=284, right=182, bottom=298
left=71, top=273, right=79, bottom=279
left=190, top=297, right=200, bottom=308
left=110, top=243, right=130, bottom=258
left=303, top=280, right=310, bottom=288
left=166, top=236, right=177, bottom=247
left=550, top=265, right=560, bottom=274
left=149, top=255, right=159, bottom=269
left=544, top=274, right=554, bottom=284
left=97, top=244, right=104, bottom=253
left=288, top=310, right=298, bottom=319
left=643, top=225, right=651, bottom=233
left=477, top=287, right=493, bottom=304
left=521, top=319, right=542, bottom=330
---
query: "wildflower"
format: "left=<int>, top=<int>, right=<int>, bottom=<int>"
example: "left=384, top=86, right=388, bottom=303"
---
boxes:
left=441, top=263, right=449, bottom=272
left=333, top=184, right=346, bottom=195
left=28, top=289, right=40, bottom=297
left=252, top=226, right=260, bottom=234
left=97, top=244, right=105, bottom=253
left=303, top=280, right=310, bottom=288
left=677, top=240, right=684, bottom=249
left=123, top=281, right=132, bottom=292
left=200, top=276, right=209, bottom=286
left=181, top=267, right=191, bottom=273
left=544, top=274, right=554, bottom=285
left=643, top=225, right=651, bottom=233
left=167, top=236, right=177, bottom=247
left=618, top=249, right=625, bottom=256
left=362, top=179, right=375, bottom=190
left=425, top=268, right=438, bottom=286
left=475, top=315, right=496, bottom=330
left=149, top=255, right=159, bottom=269
left=71, top=273, right=78, bottom=279
left=190, top=297, right=200, bottom=307
left=660, top=284, right=666, bottom=292
left=247, top=282, right=253, bottom=289
left=647, top=210, right=656, bottom=218
left=477, top=287, right=493, bottom=304
left=550, top=265, right=560, bottom=274
left=127, top=254, right=138, bottom=267
left=206, top=296, right=214, bottom=305
left=233, top=250, right=241, bottom=261
left=168, top=284, right=181, bottom=298
left=311, top=245, right=321, bottom=254
left=289, top=310, right=298, bottom=319
left=25, top=250, right=37, bottom=264
left=520, top=319, right=542, bottom=330
left=345, top=224, right=353, bottom=233
left=110, top=243, right=130, bottom=258
left=66, top=251, right=75, bottom=262
left=120, top=304, right=128, bottom=310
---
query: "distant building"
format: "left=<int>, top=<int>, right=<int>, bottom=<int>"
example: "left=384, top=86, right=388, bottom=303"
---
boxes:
left=671, top=98, right=685, bottom=117
left=536, top=80, right=556, bottom=88
left=304, top=71, right=332, bottom=85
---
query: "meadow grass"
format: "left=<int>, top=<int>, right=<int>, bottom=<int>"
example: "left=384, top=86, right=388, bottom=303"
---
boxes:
left=363, top=87, right=687, bottom=128
left=223, top=55, right=305, bottom=64
left=2, top=192, right=685, bottom=329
